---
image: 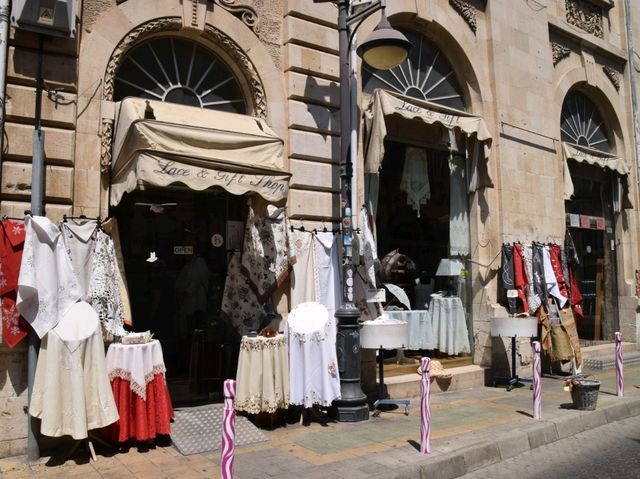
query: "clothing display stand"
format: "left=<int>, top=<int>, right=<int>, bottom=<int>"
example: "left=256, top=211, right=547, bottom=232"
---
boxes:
left=490, top=317, right=538, bottom=391
left=66, top=434, right=113, bottom=462
left=372, top=348, right=410, bottom=417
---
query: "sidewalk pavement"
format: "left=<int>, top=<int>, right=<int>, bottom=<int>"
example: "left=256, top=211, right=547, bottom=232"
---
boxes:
left=2, top=366, right=640, bottom=479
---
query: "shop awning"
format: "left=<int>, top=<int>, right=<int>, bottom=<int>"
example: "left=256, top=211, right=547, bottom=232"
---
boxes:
left=562, top=142, right=632, bottom=209
left=363, top=89, right=493, bottom=191
left=110, top=98, right=289, bottom=206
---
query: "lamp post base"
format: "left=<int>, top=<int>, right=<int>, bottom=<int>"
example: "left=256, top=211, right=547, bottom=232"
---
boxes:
left=333, top=403, right=370, bottom=422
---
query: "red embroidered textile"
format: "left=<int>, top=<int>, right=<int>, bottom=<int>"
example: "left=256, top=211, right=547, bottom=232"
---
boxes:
left=568, top=266, right=584, bottom=328
left=108, top=373, right=174, bottom=442
left=0, top=220, right=29, bottom=347
left=513, top=244, right=529, bottom=313
left=548, top=245, right=569, bottom=302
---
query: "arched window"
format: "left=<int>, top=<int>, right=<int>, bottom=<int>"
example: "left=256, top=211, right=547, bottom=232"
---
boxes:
left=560, top=91, right=612, bottom=152
left=362, top=30, right=466, bottom=111
left=114, top=37, right=248, bottom=114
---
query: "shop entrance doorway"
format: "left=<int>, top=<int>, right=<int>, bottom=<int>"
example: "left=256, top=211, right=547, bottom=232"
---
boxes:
left=565, top=163, right=619, bottom=343
left=113, top=188, right=247, bottom=404
left=375, top=139, right=473, bottom=371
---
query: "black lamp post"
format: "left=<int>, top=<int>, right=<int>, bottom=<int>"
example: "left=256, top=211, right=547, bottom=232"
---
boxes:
left=314, top=0, right=411, bottom=422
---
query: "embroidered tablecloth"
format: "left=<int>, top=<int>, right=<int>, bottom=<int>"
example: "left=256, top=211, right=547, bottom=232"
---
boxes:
left=235, top=334, right=290, bottom=414
left=105, top=340, right=173, bottom=442
left=429, top=296, right=471, bottom=355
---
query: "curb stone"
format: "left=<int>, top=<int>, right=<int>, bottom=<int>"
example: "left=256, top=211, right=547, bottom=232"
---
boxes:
left=378, top=397, right=640, bottom=479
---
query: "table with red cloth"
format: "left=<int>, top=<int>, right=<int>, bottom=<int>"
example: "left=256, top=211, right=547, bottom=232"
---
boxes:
left=105, top=340, right=174, bottom=442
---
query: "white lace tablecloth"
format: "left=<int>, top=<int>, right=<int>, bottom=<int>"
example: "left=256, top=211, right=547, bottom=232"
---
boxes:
left=235, top=334, right=290, bottom=414
left=429, top=296, right=471, bottom=355
left=106, top=340, right=167, bottom=400
left=385, top=310, right=435, bottom=350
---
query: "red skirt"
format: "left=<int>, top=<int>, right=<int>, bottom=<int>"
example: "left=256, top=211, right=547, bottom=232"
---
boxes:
left=108, top=373, right=174, bottom=442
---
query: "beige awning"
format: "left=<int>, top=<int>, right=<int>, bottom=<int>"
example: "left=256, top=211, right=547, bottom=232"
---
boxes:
left=110, top=98, right=289, bottom=206
left=562, top=142, right=632, bottom=209
left=363, top=89, right=493, bottom=191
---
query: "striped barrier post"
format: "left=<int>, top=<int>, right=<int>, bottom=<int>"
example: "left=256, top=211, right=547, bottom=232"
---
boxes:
left=221, top=379, right=237, bottom=479
left=420, top=357, right=431, bottom=454
left=615, top=332, right=624, bottom=398
left=532, top=341, right=542, bottom=420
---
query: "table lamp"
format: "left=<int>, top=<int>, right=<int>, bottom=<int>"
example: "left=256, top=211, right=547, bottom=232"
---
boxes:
left=435, top=258, right=464, bottom=296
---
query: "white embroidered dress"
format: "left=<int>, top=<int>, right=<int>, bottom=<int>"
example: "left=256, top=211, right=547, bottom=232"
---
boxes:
left=313, top=233, right=341, bottom=320
left=286, top=302, right=341, bottom=408
left=17, top=216, right=82, bottom=338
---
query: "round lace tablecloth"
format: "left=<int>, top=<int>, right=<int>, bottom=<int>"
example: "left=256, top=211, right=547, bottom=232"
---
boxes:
left=235, top=334, right=290, bottom=414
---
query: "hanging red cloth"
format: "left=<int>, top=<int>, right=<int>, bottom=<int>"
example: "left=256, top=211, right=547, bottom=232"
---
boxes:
left=548, top=244, right=569, bottom=303
left=0, top=220, right=30, bottom=347
left=513, top=243, right=529, bottom=313
left=568, top=265, right=584, bottom=328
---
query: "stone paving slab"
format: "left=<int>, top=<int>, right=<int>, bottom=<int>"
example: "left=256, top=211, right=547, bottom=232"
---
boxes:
left=2, top=367, right=640, bottom=479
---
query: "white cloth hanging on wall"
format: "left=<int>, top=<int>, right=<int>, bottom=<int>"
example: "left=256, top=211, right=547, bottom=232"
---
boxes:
left=400, top=146, right=430, bottom=218
left=286, top=302, right=341, bottom=408
left=17, top=216, right=82, bottom=338
left=313, top=233, right=341, bottom=320
left=449, top=154, right=470, bottom=257
left=88, top=231, right=126, bottom=336
left=62, top=220, right=98, bottom=299
left=290, top=231, right=317, bottom=308
left=101, top=217, right=134, bottom=327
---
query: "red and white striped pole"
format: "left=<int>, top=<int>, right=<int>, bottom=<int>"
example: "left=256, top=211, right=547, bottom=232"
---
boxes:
left=615, top=332, right=624, bottom=397
left=221, top=379, right=237, bottom=479
left=420, top=357, right=431, bottom=454
left=532, top=341, right=542, bottom=420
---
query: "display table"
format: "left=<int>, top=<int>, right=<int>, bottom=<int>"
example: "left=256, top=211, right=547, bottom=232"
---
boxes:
left=235, top=334, right=290, bottom=414
left=429, top=296, right=471, bottom=355
left=385, top=310, right=435, bottom=350
left=105, top=340, right=174, bottom=442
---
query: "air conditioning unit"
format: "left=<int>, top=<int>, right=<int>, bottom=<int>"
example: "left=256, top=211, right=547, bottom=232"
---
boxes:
left=11, top=0, right=77, bottom=38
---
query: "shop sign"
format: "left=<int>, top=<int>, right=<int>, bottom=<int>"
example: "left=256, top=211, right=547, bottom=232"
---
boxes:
left=173, top=246, right=194, bottom=255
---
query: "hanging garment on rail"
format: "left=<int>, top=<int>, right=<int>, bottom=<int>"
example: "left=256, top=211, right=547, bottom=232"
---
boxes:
left=313, top=232, right=342, bottom=320
left=17, top=216, right=82, bottom=338
left=542, top=245, right=567, bottom=308
left=548, top=244, right=569, bottom=306
left=501, top=244, right=517, bottom=314
left=290, top=230, right=317, bottom=308
left=0, top=220, right=30, bottom=347
left=513, top=243, right=529, bottom=314
left=222, top=251, right=265, bottom=338
left=449, top=154, right=470, bottom=257
left=532, top=242, right=548, bottom=304
left=241, top=204, right=293, bottom=301
left=101, top=217, right=133, bottom=327
left=522, top=244, right=542, bottom=314
left=359, top=207, right=378, bottom=287
left=400, top=146, right=431, bottom=218
left=62, top=219, right=99, bottom=299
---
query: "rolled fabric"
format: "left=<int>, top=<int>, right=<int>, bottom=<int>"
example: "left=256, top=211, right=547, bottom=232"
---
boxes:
left=420, top=357, right=431, bottom=454
left=220, top=379, right=237, bottom=479
left=532, top=341, right=542, bottom=420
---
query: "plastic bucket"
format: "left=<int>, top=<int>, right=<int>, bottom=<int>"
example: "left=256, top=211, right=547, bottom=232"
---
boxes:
left=570, top=379, right=600, bottom=411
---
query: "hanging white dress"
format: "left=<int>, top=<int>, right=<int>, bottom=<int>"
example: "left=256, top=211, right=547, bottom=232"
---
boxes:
left=286, top=302, right=341, bottom=408
left=358, top=207, right=378, bottom=287
left=449, top=154, right=470, bottom=257
left=313, top=232, right=341, bottom=320
left=88, top=231, right=126, bottom=336
left=17, top=216, right=82, bottom=338
left=290, top=230, right=317, bottom=308
left=400, top=146, right=430, bottom=218
left=62, top=219, right=98, bottom=299
left=29, top=301, right=119, bottom=439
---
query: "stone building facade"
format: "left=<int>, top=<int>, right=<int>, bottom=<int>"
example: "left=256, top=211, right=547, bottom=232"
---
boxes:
left=1, top=0, right=640, bottom=457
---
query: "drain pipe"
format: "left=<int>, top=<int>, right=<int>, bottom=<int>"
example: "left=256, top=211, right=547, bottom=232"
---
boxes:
left=0, top=0, right=10, bottom=180
left=623, top=0, right=640, bottom=191
left=350, top=30, right=358, bottom=230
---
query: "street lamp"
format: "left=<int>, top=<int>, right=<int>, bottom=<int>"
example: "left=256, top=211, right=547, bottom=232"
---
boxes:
left=314, top=0, right=411, bottom=422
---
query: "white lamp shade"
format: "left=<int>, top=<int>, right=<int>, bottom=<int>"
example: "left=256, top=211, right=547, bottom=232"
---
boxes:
left=435, top=258, right=464, bottom=276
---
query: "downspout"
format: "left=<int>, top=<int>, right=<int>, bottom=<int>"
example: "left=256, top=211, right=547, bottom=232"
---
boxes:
left=623, top=0, right=640, bottom=191
left=0, top=0, right=10, bottom=183
left=350, top=30, right=358, bottom=232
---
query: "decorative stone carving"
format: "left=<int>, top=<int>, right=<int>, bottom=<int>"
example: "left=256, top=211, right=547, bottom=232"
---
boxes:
left=449, top=0, right=477, bottom=34
left=565, top=0, right=604, bottom=39
left=552, top=42, right=571, bottom=66
left=213, top=0, right=260, bottom=35
left=100, top=17, right=269, bottom=168
left=100, top=119, right=114, bottom=173
left=603, top=65, right=620, bottom=91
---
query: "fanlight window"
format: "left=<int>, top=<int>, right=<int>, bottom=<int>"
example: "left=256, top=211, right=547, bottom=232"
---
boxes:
left=114, top=37, right=247, bottom=114
left=560, top=91, right=611, bottom=152
left=362, top=30, right=466, bottom=111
